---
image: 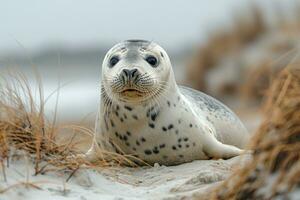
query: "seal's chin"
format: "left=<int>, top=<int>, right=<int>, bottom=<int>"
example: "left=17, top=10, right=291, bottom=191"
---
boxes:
left=121, top=89, right=143, bottom=97
left=114, top=88, right=152, bottom=103
left=119, top=89, right=146, bottom=99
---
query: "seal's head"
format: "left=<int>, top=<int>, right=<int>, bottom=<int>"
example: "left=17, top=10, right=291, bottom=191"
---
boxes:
left=102, top=40, right=174, bottom=103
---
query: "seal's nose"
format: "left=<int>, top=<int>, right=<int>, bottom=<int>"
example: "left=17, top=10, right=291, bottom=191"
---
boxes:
left=122, top=68, right=139, bottom=80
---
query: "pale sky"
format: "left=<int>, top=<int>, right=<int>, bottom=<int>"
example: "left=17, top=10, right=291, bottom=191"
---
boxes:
left=0, top=0, right=295, bottom=52
left=0, top=0, right=245, bottom=52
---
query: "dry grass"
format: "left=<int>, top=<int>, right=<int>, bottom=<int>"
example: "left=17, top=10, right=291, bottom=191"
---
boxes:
left=241, top=59, right=274, bottom=102
left=0, top=71, right=87, bottom=173
left=203, top=65, right=300, bottom=199
left=186, top=3, right=300, bottom=102
left=0, top=70, right=142, bottom=184
left=186, top=5, right=266, bottom=92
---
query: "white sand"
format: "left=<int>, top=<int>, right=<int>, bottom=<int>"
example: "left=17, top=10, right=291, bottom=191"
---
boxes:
left=0, top=155, right=251, bottom=200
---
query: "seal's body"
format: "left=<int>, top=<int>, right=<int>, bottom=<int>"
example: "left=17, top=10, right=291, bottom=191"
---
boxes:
left=87, top=40, right=249, bottom=165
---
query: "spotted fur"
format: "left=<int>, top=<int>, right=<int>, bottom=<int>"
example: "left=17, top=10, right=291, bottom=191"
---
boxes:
left=86, top=40, right=250, bottom=166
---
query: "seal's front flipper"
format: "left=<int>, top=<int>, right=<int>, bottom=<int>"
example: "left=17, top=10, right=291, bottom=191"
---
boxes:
left=85, top=139, right=118, bottom=161
left=84, top=142, right=101, bottom=162
left=203, top=135, right=243, bottom=159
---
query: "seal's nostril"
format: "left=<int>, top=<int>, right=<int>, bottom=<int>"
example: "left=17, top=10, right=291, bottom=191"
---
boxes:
left=122, top=68, right=139, bottom=79
left=122, top=69, right=129, bottom=77
left=131, top=69, right=138, bottom=77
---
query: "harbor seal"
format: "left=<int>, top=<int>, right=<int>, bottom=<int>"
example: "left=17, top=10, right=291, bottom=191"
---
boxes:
left=86, top=39, right=249, bottom=166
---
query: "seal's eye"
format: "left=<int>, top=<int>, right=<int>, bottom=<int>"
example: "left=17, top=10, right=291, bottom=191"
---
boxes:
left=145, top=56, right=158, bottom=67
left=109, top=56, right=119, bottom=68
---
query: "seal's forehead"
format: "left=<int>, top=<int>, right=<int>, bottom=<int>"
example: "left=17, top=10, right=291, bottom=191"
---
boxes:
left=125, top=39, right=151, bottom=44
left=123, top=39, right=152, bottom=49
left=109, top=40, right=159, bottom=53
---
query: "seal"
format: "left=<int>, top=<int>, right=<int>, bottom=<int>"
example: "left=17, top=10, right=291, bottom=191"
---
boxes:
left=86, top=40, right=250, bottom=166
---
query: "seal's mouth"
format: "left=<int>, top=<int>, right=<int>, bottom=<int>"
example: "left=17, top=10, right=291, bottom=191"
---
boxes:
left=121, top=88, right=144, bottom=96
left=122, top=89, right=140, bottom=93
left=117, top=88, right=147, bottom=99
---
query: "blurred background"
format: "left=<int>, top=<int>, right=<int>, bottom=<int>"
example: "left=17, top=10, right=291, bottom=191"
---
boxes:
left=0, top=0, right=299, bottom=132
